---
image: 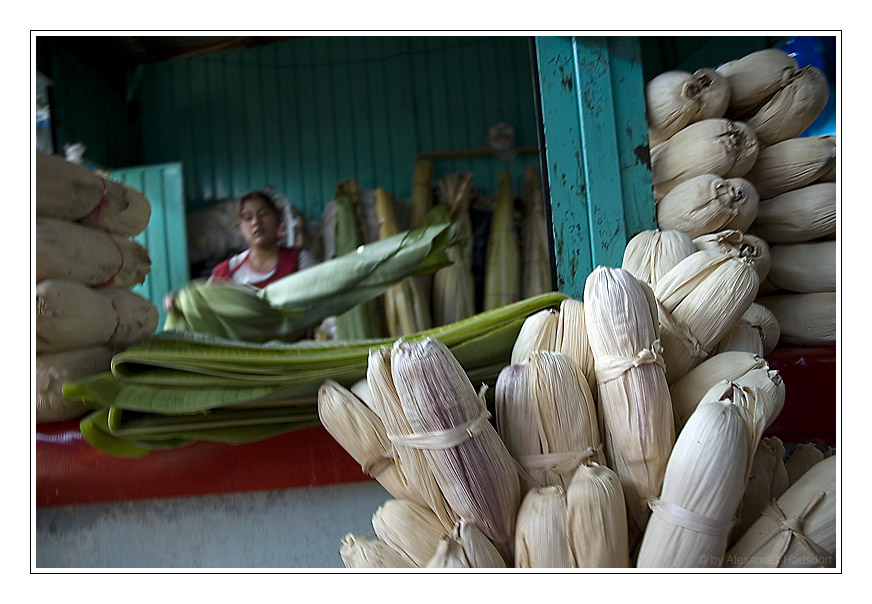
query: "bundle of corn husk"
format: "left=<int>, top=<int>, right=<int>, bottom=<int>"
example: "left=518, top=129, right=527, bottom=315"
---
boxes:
left=426, top=520, right=508, bottom=568
left=715, top=303, right=781, bottom=357
left=716, top=48, right=800, bottom=119
left=514, top=486, right=574, bottom=568
left=390, top=337, right=521, bottom=561
left=743, top=135, right=837, bottom=198
left=757, top=292, right=835, bottom=347
left=339, top=533, right=415, bottom=569
left=693, top=230, right=771, bottom=283
left=433, top=173, right=476, bottom=326
left=35, top=346, right=114, bottom=423
left=484, top=171, right=521, bottom=311
left=725, top=455, right=836, bottom=568
left=565, top=462, right=630, bottom=567
left=554, top=298, right=597, bottom=397
left=745, top=66, right=830, bottom=147
left=510, top=308, right=559, bottom=365
left=656, top=175, right=759, bottom=238
left=654, top=250, right=760, bottom=383
left=371, top=498, right=446, bottom=567
left=768, top=240, right=836, bottom=293
left=409, top=160, right=435, bottom=234
left=583, top=267, right=675, bottom=531
left=785, top=443, right=826, bottom=486
left=752, top=182, right=836, bottom=244
left=645, top=68, right=731, bottom=147
left=521, top=167, right=553, bottom=299
left=650, top=118, right=759, bottom=201
left=732, top=436, right=790, bottom=545
left=621, top=229, right=696, bottom=287
left=495, top=351, right=602, bottom=491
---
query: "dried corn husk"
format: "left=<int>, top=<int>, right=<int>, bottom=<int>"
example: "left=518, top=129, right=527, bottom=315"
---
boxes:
left=510, top=308, right=559, bottom=365
left=484, top=171, right=521, bottom=310
left=733, top=367, right=786, bottom=430
left=514, top=486, right=574, bottom=568
left=654, top=251, right=760, bottom=383
left=715, top=303, right=781, bottom=356
left=651, top=119, right=759, bottom=200
left=621, top=229, right=696, bottom=287
left=521, top=167, right=553, bottom=299
left=495, top=351, right=603, bottom=491
left=753, top=183, right=836, bottom=243
left=786, top=443, right=826, bottom=487
left=390, top=337, right=521, bottom=560
left=433, top=173, right=476, bottom=326
left=100, top=287, right=159, bottom=349
left=36, top=150, right=151, bottom=236
left=732, top=436, right=790, bottom=545
left=35, top=346, right=114, bottom=423
left=715, top=48, right=799, bottom=118
left=583, top=267, right=674, bottom=530
left=36, top=217, right=151, bottom=287
left=657, top=175, right=759, bottom=237
left=409, top=160, right=435, bottom=231
left=744, top=136, right=837, bottom=198
left=426, top=535, right=471, bottom=568
left=565, top=462, right=629, bottom=567
left=693, top=230, right=771, bottom=282
left=768, top=241, right=836, bottom=293
left=726, top=455, right=836, bottom=568
left=746, top=67, right=830, bottom=147
left=340, top=533, right=415, bottom=569
left=554, top=298, right=596, bottom=396
left=646, top=68, right=731, bottom=147
left=424, top=520, right=507, bottom=568
left=758, top=292, right=835, bottom=347
left=372, top=499, right=446, bottom=567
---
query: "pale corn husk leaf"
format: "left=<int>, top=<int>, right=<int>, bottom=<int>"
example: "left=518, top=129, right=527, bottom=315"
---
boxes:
left=366, top=348, right=456, bottom=529
left=746, top=67, right=830, bottom=147
left=744, top=135, right=837, bottom=198
left=715, top=48, right=799, bottom=118
left=454, top=519, right=507, bottom=568
left=425, top=534, right=471, bottom=568
left=391, top=337, right=521, bottom=561
left=785, top=443, right=826, bottom=487
left=693, top=230, right=771, bottom=283
left=433, top=173, right=476, bottom=326
left=510, top=308, right=559, bottom=365
left=726, top=455, right=836, bottom=568
left=656, top=175, right=759, bottom=238
left=651, top=119, right=759, bottom=201
left=554, top=298, right=597, bottom=397
left=340, top=533, right=415, bottom=569
left=36, top=217, right=150, bottom=287
left=514, top=486, right=574, bottom=568
left=753, top=183, right=836, bottom=243
left=521, top=167, right=553, bottom=299
left=483, top=172, right=521, bottom=311
left=758, top=292, right=835, bottom=347
left=621, top=229, right=696, bottom=287
left=583, top=267, right=675, bottom=530
left=36, top=346, right=114, bottom=423
left=372, top=498, right=447, bottom=567
left=715, top=303, right=780, bottom=357
left=654, top=251, right=760, bottom=383
left=565, top=462, right=630, bottom=568
left=732, top=436, right=789, bottom=545
left=409, top=160, right=435, bottom=230
left=732, top=367, right=786, bottom=430
left=768, top=240, right=836, bottom=293
left=646, top=68, right=731, bottom=147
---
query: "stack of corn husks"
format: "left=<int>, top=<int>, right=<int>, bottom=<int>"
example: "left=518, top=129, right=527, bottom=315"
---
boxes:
left=35, top=150, right=157, bottom=423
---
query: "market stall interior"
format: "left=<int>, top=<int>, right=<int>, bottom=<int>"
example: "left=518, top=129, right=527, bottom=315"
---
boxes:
left=34, top=34, right=837, bottom=569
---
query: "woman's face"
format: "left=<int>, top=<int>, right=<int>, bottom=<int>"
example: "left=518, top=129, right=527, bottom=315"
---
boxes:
left=238, top=197, right=281, bottom=250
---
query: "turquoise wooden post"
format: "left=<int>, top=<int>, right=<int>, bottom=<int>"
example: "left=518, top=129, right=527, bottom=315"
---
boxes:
left=533, top=36, right=656, bottom=299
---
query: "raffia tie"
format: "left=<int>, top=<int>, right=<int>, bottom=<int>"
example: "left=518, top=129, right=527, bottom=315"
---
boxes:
left=388, top=409, right=491, bottom=450
left=648, top=498, right=734, bottom=537
left=518, top=445, right=601, bottom=477
left=594, top=340, right=667, bottom=384
left=657, top=300, right=707, bottom=360
left=761, top=492, right=831, bottom=567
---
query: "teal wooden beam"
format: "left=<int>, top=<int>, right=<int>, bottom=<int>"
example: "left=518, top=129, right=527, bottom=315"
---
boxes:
left=533, top=36, right=656, bottom=299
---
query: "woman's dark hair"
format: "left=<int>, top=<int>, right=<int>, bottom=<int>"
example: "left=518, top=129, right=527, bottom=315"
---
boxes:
left=236, top=189, right=283, bottom=223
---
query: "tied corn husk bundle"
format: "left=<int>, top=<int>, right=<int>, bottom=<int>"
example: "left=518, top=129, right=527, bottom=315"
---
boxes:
left=433, top=173, right=476, bottom=326
left=636, top=381, right=771, bottom=568
left=654, top=251, right=760, bottom=383
left=35, top=150, right=151, bottom=237
left=656, top=175, right=759, bottom=238
left=339, top=533, right=415, bottom=569
left=715, top=49, right=799, bottom=118
left=514, top=486, right=574, bottom=568
left=36, top=217, right=151, bottom=287
left=693, top=230, right=771, bottom=283
left=510, top=308, right=559, bottom=365
left=36, top=280, right=158, bottom=353
left=36, top=346, right=114, bottom=423
left=554, top=298, right=597, bottom=396
left=521, top=167, right=553, bottom=299
left=317, top=380, right=425, bottom=507
left=566, top=462, right=630, bottom=567
left=372, top=499, right=446, bottom=567
left=758, top=292, right=835, bottom=347
left=390, top=337, right=521, bottom=560
left=495, top=351, right=603, bottom=491
left=621, top=229, right=696, bottom=287
left=744, top=135, right=837, bottom=199
left=785, top=443, right=826, bottom=487
left=732, top=436, right=790, bottom=545
left=752, top=182, right=836, bottom=244
left=425, top=519, right=507, bottom=568
left=746, top=66, right=830, bottom=147
left=409, top=160, right=435, bottom=232
left=646, top=68, right=731, bottom=147
left=715, top=303, right=781, bottom=357
left=484, top=171, right=521, bottom=311
left=375, top=188, right=432, bottom=337
left=583, top=267, right=675, bottom=530
left=768, top=240, right=836, bottom=293
left=726, top=455, right=836, bottom=568
left=651, top=119, right=759, bottom=201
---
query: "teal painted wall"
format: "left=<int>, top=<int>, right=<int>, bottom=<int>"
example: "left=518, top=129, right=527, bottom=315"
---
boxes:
left=134, top=36, right=541, bottom=219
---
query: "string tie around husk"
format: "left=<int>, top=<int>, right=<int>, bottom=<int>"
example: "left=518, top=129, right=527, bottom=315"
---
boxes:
left=388, top=407, right=492, bottom=451
left=657, top=301, right=708, bottom=360
left=761, top=492, right=831, bottom=566
left=648, top=497, right=735, bottom=537
left=594, top=340, right=668, bottom=384
left=518, top=445, right=602, bottom=478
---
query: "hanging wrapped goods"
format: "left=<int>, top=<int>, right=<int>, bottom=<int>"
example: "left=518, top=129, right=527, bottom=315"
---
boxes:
left=514, top=486, right=574, bottom=568
left=433, top=173, right=476, bottom=326
left=767, top=240, right=836, bottom=293
left=656, top=175, right=759, bottom=238
left=484, top=171, right=521, bottom=311
left=752, top=182, right=836, bottom=244
left=743, top=135, right=837, bottom=199
left=714, top=303, right=781, bottom=357
left=520, top=167, right=553, bottom=299
left=645, top=68, right=731, bottom=147
left=565, top=462, right=630, bottom=568
left=715, top=48, right=800, bottom=118
left=745, top=66, right=830, bottom=147
left=757, top=292, right=836, bottom=347
left=692, top=230, right=771, bottom=283
left=621, top=229, right=697, bottom=287
left=35, top=346, right=114, bottom=423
